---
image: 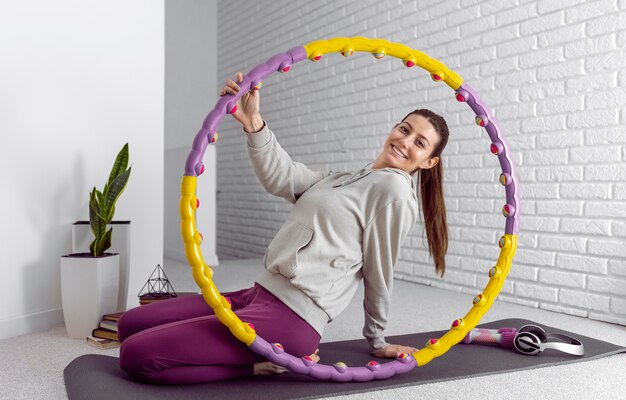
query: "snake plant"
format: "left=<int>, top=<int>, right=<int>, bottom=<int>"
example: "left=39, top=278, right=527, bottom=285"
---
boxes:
left=89, top=143, right=131, bottom=257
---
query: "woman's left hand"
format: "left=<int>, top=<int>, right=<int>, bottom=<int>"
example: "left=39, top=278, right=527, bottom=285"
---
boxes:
left=373, top=343, right=419, bottom=358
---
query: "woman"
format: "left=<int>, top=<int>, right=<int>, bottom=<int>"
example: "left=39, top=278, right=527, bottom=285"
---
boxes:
left=118, top=72, right=449, bottom=385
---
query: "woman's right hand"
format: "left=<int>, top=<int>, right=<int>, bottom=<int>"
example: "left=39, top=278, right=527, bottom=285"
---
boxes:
left=373, top=344, right=419, bottom=358
left=219, top=71, right=264, bottom=132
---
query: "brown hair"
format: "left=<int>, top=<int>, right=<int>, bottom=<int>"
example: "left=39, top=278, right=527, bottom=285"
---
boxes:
left=402, top=109, right=449, bottom=277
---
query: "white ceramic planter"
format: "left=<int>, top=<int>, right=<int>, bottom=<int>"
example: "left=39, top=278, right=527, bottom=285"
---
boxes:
left=60, top=253, right=120, bottom=339
left=72, top=221, right=130, bottom=311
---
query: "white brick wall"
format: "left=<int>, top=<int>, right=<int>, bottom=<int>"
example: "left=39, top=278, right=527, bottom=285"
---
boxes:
left=215, top=0, right=626, bottom=326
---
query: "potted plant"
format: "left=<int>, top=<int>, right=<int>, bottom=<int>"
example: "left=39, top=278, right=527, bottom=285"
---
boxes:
left=61, top=144, right=131, bottom=338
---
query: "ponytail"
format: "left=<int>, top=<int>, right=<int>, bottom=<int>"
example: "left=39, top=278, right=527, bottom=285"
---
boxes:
left=403, top=109, right=449, bottom=277
left=419, top=163, right=448, bottom=277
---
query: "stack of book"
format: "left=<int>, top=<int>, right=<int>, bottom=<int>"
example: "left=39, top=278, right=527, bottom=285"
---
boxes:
left=86, top=311, right=125, bottom=349
left=85, top=292, right=200, bottom=348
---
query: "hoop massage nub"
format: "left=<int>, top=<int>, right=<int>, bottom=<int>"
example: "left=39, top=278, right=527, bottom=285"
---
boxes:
left=180, top=37, right=519, bottom=382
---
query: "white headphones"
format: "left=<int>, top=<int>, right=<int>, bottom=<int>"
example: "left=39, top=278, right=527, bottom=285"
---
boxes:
left=513, top=324, right=584, bottom=356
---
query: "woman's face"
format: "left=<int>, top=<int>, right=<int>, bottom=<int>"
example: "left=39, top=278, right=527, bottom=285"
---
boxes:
left=372, top=114, right=441, bottom=174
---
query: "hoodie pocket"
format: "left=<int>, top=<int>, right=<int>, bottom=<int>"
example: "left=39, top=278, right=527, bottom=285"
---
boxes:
left=265, top=220, right=314, bottom=279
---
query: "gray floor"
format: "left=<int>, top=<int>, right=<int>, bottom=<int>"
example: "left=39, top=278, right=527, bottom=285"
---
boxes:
left=2, top=257, right=625, bottom=399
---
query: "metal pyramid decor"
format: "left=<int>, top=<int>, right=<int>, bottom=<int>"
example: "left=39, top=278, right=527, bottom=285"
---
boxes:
left=137, top=264, right=178, bottom=301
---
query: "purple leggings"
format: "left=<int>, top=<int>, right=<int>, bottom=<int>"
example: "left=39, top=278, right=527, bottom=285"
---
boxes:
left=118, top=283, right=321, bottom=385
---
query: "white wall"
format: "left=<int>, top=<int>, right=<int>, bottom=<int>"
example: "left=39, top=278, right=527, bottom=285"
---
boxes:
left=214, top=0, right=626, bottom=325
left=164, top=0, right=218, bottom=266
left=0, top=0, right=164, bottom=339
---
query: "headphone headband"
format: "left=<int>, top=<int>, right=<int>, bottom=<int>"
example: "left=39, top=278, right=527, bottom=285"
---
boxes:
left=541, top=333, right=585, bottom=356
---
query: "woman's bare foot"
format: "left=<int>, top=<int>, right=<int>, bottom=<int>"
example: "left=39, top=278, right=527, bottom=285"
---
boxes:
left=253, top=361, right=289, bottom=375
left=253, top=349, right=320, bottom=375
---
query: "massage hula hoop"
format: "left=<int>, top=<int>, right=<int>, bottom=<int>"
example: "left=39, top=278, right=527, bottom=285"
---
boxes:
left=180, top=37, right=519, bottom=382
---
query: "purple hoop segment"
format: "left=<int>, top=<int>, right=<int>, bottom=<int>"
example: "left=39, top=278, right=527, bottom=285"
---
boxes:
left=184, top=46, right=307, bottom=177
left=250, top=336, right=417, bottom=381
left=455, top=84, right=520, bottom=235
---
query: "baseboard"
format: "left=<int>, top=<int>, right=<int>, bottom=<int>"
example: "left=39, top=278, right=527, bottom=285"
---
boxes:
left=164, top=247, right=219, bottom=266
left=0, top=308, right=64, bottom=340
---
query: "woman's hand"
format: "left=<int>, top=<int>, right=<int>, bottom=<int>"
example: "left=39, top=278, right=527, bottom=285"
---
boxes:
left=372, top=344, right=419, bottom=358
left=219, top=71, right=263, bottom=132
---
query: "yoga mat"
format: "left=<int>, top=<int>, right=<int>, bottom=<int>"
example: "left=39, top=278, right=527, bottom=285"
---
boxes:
left=64, top=318, right=626, bottom=400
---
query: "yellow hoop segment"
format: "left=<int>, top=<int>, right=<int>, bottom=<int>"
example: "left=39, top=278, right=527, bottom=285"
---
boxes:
left=303, top=37, right=463, bottom=90
left=181, top=175, right=256, bottom=345
left=413, top=234, right=517, bottom=365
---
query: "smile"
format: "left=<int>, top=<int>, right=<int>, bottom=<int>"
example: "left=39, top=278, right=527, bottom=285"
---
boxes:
left=391, top=145, right=407, bottom=159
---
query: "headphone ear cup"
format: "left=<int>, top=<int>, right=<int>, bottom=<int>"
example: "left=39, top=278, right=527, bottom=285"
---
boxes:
left=518, top=324, right=548, bottom=342
left=514, top=332, right=542, bottom=355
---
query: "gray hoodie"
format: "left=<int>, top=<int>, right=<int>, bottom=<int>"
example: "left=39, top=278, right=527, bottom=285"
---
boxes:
left=247, top=122, right=419, bottom=353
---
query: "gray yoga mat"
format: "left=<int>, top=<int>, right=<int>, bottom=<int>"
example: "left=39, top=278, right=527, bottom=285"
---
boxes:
left=64, top=318, right=626, bottom=400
